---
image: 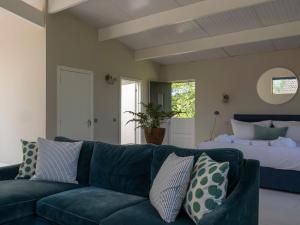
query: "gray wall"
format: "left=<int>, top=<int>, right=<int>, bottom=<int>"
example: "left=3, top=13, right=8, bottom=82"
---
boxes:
left=160, top=48, right=300, bottom=144
left=46, top=12, right=160, bottom=143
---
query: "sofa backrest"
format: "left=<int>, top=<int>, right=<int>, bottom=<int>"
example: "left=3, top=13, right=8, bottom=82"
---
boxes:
left=90, top=142, right=154, bottom=197
left=55, top=137, right=244, bottom=196
left=55, top=136, right=94, bottom=186
left=151, top=145, right=244, bottom=195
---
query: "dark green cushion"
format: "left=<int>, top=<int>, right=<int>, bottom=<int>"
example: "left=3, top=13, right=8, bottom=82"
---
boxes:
left=101, top=201, right=194, bottom=225
left=254, top=125, right=288, bottom=140
left=54, top=136, right=94, bottom=185
left=0, top=180, right=78, bottom=224
left=0, top=164, right=19, bottom=181
left=90, top=142, right=153, bottom=197
left=2, top=216, right=56, bottom=225
left=151, top=146, right=243, bottom=194
left=37, top=187, right=146, bottom=225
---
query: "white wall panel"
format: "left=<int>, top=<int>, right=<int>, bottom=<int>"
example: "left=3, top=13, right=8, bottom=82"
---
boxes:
left=112, top=0, right=178, bottom=19
left=70, top=0, right=131, bottom=27
left=196, top=7, right=262, bottom=36
left=255, top=0, right=300, bottom=26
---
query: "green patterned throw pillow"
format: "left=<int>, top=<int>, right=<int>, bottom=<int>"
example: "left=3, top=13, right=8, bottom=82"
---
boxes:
left=16, top=140, right=38, bottom=179
left=184, top=153, right=229, bottom=224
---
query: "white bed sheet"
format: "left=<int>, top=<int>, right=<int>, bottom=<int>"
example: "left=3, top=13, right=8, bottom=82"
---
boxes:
left=198, top=141, right=300, bottom=172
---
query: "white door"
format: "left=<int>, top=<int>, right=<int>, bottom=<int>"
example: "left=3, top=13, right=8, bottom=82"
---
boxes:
left=169, top=118, right=195, bottom=148
left=57, top=66, right=94, bottom=140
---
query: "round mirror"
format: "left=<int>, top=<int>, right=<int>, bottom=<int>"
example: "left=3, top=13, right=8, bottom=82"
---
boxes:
left=257, top=68, right=298, bottom=105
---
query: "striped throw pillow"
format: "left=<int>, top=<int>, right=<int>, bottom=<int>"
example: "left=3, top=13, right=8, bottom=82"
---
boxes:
left=31, top=138, right=83, bottom=184
left=150, top=153, right=194, bottom=223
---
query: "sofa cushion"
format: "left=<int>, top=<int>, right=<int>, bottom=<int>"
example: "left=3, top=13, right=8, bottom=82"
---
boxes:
left=90, top=142, right=153, bottom=197
left=37, top=187, right=146, bottom=225
left=2, top=216, right=56, bottom=225
left=54, top=136, right=94, bottom=186
left=151, top=146, right=243, bottom=194
left=0, top=180, right=78, bottom=224
left=101, top=201, right=194, bottom=225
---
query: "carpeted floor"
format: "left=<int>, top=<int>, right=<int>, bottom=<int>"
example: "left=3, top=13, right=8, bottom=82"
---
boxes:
left=260, top=189, right=300, bottom=225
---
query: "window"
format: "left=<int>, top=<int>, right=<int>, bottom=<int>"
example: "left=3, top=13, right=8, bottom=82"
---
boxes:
left=171, top=81, right=195, bottom=118
left=272, top=77, right=298, bottom=95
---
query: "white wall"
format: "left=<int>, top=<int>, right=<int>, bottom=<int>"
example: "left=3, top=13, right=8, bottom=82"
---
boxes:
left=0, top=8, right=46, bottom=164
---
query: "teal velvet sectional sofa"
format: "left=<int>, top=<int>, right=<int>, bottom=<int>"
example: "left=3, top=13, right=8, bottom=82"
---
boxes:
left=0, top=137, right=260, bottom=225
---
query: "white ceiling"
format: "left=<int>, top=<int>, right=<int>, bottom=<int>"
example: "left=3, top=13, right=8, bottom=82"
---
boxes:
left=69, top=0, right=300, bottom=65
left=70, top=0, right=199, bottom=28
left=21, top=0, right=45, bottom=11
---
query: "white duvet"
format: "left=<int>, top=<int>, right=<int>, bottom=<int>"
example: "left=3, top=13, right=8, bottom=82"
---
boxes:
left=198, top=135, right=300, bottom=172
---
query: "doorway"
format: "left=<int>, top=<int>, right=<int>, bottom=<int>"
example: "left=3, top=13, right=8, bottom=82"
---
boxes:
left=120, top=78, right=141, bottom=144
left=170, top=81, right=195, bottom=148
left=57, top=66, right=94, bottom=140
left=149, top=80, right=195, bottom=148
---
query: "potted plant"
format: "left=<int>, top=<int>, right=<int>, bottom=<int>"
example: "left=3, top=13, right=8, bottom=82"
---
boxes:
left=126, top=103, right=180, bottom=145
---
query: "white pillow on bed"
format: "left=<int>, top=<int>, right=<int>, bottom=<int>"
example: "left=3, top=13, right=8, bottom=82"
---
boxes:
left=231, top=119, right=272, bottom=140
left=273, top=121, right=300, bottom=143
left=272, top=121, right=300, bottom=127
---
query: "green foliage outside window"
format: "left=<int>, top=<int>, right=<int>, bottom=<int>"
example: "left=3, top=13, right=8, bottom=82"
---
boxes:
left=172, top=81, right=195, bottom=118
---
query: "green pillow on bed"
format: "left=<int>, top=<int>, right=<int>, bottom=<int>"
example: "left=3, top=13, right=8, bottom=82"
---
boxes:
left=254, top=125, right=288, bottom=140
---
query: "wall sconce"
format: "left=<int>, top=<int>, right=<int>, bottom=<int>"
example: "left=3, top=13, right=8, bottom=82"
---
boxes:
left=222, top=94, right=230, bottom=103
left=105, top=74, right=117, bottom=85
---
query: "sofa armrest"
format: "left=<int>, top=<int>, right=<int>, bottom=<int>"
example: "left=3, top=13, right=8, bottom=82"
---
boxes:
left=0, top=164, right=20, bottom=181
left=197, top=159, right=260, bottom=225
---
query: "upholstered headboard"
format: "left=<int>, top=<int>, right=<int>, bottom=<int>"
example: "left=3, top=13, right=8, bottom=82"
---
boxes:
left=234, top=114, right=300, bottom=123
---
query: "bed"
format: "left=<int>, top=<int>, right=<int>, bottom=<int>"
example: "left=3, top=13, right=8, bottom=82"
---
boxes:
left=198, top=114, right=300, bottom=194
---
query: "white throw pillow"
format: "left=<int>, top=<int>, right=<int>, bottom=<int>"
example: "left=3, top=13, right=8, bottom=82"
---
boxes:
left=231, top=119, right=272, bottom=140
left=31, top=138, right=83, bottom=184
left=273, top=121, right=300, bottom=142
left=272, top=121, right=300, bottom=127
left=150, top=153, right=194, bottom=223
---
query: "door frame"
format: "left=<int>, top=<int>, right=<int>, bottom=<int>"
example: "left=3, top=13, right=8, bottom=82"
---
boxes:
left=119, top=76, right=142, bottom=144
left=57, top=65, right=94, bottom=140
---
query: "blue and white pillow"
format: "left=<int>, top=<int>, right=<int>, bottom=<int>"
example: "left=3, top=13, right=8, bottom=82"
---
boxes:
left=31, top=138, right=82, bottom=184
left=16, top=140, right=38, bottom=179
left=184, top=153, right=229, bottom=224
left=150, top=153, right=194, bottom=223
